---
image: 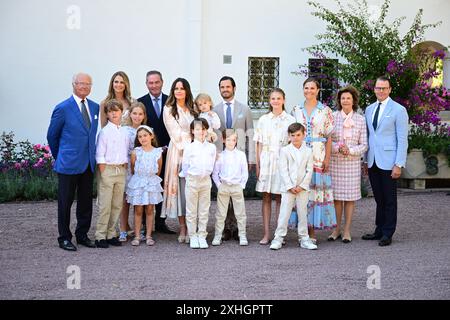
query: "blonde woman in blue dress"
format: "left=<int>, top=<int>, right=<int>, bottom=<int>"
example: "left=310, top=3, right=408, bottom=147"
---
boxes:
left=254, top=88, right=295, bottom=245
left=291, top=77, right=336, bottom=245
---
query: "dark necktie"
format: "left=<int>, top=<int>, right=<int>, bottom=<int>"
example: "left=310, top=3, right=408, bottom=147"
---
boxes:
left=81, top=99, right=91, bottom=129
left=372, top=102, right=382, bottom=130
left=226, top=102, right=232, bottom=129
left=154, top=98, right=161, bottom=118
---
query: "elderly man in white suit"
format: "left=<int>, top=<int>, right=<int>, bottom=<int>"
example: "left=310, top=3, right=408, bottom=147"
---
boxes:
left=362, top=76, right=409, bottom=247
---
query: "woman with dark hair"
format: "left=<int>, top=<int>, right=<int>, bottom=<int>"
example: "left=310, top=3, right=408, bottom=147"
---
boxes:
left=161, top=78, right=198, bottom=243
left=291, top=77, right=336, bottom=247
left=329, top=86, right=367, bottom=243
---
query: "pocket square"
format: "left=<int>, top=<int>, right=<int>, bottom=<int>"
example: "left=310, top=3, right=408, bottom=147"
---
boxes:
left=94, top=115, right=98, bottom=119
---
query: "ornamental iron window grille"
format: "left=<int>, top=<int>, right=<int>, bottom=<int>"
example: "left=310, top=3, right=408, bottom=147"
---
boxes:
left=248, top=57, right=280, bottom=109
left=308, top=58, right=338, bottom=109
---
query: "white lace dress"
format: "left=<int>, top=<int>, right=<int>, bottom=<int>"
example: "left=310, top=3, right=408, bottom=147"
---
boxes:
left=126, top=147, right=164, bottom=205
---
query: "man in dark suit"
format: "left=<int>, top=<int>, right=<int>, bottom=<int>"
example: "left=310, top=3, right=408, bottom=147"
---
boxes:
left=47, top=73, right=99, bottom=251
left=138, top=70, right=174, bottom=234
left=362, top=76, right=409, bottom=246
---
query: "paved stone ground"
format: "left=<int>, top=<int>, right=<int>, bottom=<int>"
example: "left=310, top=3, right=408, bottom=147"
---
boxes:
left=0, top=191, right=449, bottom=300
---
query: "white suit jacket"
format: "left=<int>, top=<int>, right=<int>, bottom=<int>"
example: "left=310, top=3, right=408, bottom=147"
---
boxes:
left=279, top=143, right=313, bottom=192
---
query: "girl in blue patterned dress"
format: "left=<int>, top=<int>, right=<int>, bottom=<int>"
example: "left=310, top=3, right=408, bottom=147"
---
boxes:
left=119, top=102, right=147, bottom=242
left=126, top=125, right=163, bottom=246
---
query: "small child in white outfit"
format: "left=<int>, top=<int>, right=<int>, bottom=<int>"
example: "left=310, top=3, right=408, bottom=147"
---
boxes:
left=270, top=123, right=316, bottom=250
left=180, top=118, right=217, bottom=249
left=212, top=130, right=249, bottom=246
left=194, top=93, right=220, bottom=143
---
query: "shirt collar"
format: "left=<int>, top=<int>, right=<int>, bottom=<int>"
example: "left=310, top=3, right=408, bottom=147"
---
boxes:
left=72, top=93, right=87, bottom=105
left=270, top=110, right=287, bottom=119
left=150, top=93, right=163, bottom=102
left=377, top=96, right=391, bottom=106
left=106, top=120, right=121, bottom=129
left=223, top=99, right=235, bottom=106
left=193, top=138, right=208, bottom=146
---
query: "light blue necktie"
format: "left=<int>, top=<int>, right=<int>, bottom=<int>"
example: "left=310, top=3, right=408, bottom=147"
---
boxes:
left=225, top=102, right=232, bottom=129
left=154, top=98, right=161, bottom=118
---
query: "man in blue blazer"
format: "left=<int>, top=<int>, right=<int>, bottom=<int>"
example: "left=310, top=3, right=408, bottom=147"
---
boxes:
left=362, top=76, right=409, bottom=246
left=47, top=73, right=99, bottom=251
left=137, top=70, right=175, bottom=234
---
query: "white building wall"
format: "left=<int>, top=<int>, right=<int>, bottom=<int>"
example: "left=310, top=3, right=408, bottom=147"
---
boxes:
left=1, top=0, right=449, bottom=144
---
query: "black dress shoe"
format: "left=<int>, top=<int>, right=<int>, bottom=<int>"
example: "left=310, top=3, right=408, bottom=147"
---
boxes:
left=378, top=237, right=392, bottom=246
left=106, top=237, right=122, bottom=246
left=77, top=237, right=96, bottom=248
left=361, top=233, right=382, bottom=240
left=95, top=239, right=109, bottom=248
left=222, top=229, right=232, bottom=241
left=155, top=224, right=176, bottom=234
left=59, top=240, right=77, bottom=251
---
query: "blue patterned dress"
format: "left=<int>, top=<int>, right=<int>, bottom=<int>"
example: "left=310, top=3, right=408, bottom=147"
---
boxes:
left=291, top=102, right=337, bottom=230
left=126, top=147, right=164, bottom=205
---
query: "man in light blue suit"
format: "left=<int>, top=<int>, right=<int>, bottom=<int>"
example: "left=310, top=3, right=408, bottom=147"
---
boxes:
left=362, top=76, right=409, bottom=246
left=47, top=73, right=99, bottom=251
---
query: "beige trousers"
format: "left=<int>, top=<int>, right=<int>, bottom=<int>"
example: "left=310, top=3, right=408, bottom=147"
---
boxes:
left=185, top=175, right=211, bottom=238
left=95, top=165, right=126, bottom=240
left=215, top=184, right=246, bottom=237
left=274, top=190, right=309, bottom=241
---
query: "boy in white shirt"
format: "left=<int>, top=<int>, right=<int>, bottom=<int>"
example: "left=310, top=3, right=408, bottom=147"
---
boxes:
left=180, top=118, right=217, bottom=249
left=212, top=130, right=249, bottom=246
left=95, top=99, right=130, bottom=248
left=270, top=123, right=316, bottom=250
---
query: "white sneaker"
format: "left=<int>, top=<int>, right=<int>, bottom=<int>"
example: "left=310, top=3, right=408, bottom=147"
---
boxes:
left=212, top=235, right=222, bottom=246
left=239, top=235, right=248, bottom=246
left=269, top=239, right=282, bottom=250
left=190, top=236, right=200, bottom=249
left=300, top=238, right=318, bottom=250
left=198, top=237, right=209, bottom=249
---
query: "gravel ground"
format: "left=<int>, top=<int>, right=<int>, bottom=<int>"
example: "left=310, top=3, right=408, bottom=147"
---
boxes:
left=0, top=191, right=449, bottom=300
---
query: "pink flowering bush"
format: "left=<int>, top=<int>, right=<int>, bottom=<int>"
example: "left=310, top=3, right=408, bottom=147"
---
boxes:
left=0, top=132, right=57, bottom=201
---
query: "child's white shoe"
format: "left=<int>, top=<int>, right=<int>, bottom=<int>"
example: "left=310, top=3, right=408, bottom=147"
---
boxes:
left=300, top=237, right=318, bottom=250
left=239, top=235, right=248, bottom=246
left=190, top=236, right=200, bottom=249
left=269, top=239, right=282, bottom=250
left=212, top=235, right=222, bottom=246
left=198, top=237, right=209, bottom=249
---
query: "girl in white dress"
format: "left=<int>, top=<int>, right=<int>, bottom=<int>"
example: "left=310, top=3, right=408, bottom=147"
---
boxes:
left=254, top=88, right=295, bottom=245
left=119, top=102, right=147, bottom=242
left=126, top=125, right=163, bottom=246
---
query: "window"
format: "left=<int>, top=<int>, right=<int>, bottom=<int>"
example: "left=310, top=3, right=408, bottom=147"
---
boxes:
left=308, top=58, right=338, bottom=108
left=248, top=57, right=280, bottom=109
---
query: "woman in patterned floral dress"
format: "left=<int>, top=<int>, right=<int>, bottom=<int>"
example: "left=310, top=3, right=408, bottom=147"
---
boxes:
left=254, top=88, right=295, bottom=244
left=291, top=77, right=336, bottom=244
left=329, top=86, right=367, bottom=243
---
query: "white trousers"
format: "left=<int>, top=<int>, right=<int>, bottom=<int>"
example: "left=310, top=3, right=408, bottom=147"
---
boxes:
left=215, top=184, right=246, bottom=237
left=185, top=175, right=211, bottom=238
left=274, top=190, right=309, bottom=241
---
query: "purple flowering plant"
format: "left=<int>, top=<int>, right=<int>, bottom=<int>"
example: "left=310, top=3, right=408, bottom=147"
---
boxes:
left=296, top=0, right=449, bottom=165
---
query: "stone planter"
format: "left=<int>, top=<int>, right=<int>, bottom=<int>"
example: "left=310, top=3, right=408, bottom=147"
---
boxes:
left=401, top=148, right=450, bottom=189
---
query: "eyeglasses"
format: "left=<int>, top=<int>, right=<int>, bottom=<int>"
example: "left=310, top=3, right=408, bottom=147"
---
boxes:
left=374, top=87, right=390, bottom=92
left=74, top=82, right=92, bottom=87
